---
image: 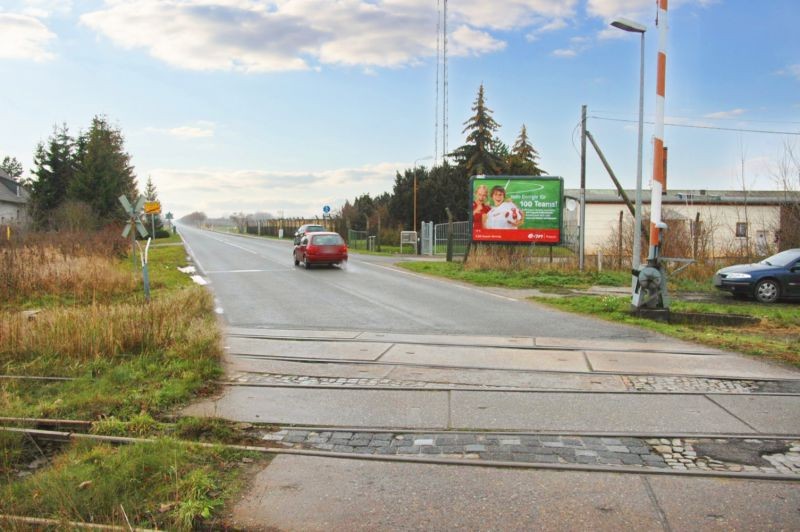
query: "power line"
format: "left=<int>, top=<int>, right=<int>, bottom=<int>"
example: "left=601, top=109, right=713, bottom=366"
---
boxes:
left=590, top=115, right=800, bottom=135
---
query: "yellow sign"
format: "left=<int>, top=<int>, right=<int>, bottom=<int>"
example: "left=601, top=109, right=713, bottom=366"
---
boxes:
left=144, top=201, right=161, bottom=215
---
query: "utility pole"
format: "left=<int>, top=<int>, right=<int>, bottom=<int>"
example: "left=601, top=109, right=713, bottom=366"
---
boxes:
left=579, top=105, right=587, bottom=271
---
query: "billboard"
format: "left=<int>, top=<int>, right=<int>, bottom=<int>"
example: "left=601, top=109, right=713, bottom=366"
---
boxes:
left=470, top=176, right=563, bottom=244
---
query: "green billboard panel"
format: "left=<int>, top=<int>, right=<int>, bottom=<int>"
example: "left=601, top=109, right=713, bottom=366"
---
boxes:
left=470, top=175, right=563, bottom=244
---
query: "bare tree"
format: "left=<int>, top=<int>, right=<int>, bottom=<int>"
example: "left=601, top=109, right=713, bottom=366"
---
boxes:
left=770, top=139, right=800, bottom=249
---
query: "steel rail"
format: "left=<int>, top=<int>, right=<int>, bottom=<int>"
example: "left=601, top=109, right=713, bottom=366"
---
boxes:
left=226, top=352, right=800, bottom=383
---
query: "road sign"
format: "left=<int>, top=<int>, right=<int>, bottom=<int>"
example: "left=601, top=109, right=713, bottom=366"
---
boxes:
left=144, top=201, right=161, bottom=215
left=119, top=195, right=148, bottom=238
left=323, top=205, right=331, bottom=214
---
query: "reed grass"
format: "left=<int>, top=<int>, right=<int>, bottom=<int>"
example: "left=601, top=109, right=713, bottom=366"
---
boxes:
left=1, top=228, right=134, bottom=307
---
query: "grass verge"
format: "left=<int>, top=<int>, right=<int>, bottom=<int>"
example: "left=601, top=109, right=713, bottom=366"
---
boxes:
left=537, top=294, right=800, bottom=368
left=399, top=261, right=629, bottom=290
left=0, top=230, right=253, bottom=529
left=1, top=437, right=267, bottom=530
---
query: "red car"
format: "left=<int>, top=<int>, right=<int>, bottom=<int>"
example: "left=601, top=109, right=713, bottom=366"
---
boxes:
left=293, top=232, right=348, bottom=268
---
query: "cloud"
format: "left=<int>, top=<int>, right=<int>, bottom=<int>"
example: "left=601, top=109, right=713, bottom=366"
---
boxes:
left=0, top=13, right=56, bottom=61
left=449, top=26, right=506, bottom=57
left=776, top=64, right=800, bottom=81
left=19, top=0, right=74, bottom=18
left=80, top=0, right=576, bottom=72
left=146, top=124, right=216, bottom=139
left=551, top=36, right=589, bottom=58
left=151, top=161, right=406, bottom=218
left=552, top=48, right=577, bottom=58
left=703, top=109, right=746, bottom=120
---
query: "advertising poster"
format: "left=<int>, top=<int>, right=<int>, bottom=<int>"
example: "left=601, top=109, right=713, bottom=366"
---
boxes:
left=470, top=176, right=563, bottom=244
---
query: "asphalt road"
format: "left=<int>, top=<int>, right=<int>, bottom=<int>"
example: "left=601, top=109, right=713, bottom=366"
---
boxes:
left=178, top=224, right=663, bottom=340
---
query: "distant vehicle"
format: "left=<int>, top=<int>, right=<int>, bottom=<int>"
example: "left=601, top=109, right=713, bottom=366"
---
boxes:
left=293, top=224, right=325, bottom=244
left=293, top=232, right=348, bottom=269
left=713, top=248, right=800, bottom=303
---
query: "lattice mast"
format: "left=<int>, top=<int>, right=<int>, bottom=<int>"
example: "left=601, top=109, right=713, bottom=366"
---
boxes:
left=442, top=0, right=448, bottom=165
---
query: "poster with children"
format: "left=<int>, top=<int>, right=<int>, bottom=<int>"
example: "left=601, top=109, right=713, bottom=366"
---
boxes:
left=470, top=176, right=563, bottom=244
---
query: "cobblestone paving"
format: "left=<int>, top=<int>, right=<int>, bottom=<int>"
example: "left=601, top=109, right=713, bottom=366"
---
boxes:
left=228, top=372, right=510, bottom=389
left=260, top=429, right=800, bottom=476
left=647, top=438, right=800, bottom=475
left=621, top=376, right=760, bottom=393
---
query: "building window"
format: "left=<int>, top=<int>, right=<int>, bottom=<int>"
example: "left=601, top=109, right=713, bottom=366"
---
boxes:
left=735, top=222, right=748, bottom=238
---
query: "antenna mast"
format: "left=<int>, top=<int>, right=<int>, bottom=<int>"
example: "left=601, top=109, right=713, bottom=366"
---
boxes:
left=442, top=0, right=448, bottom=165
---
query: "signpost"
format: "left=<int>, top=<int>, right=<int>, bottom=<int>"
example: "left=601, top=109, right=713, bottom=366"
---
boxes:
left=144, top=201, right=161, bottom=237
left=119, top=195, right=148, bottom=268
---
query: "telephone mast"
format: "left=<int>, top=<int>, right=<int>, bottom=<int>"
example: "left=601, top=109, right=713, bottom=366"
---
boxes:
left=442, top=0, right=448, bottom=165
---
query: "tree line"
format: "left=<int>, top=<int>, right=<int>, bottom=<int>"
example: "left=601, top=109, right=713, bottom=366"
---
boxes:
left=337, top=84, right=546, bottom=232
left=10, top=116, right=161, bottom=232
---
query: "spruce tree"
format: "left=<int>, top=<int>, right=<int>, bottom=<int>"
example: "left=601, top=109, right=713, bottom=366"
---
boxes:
left=70, top=116, right=138, bottom=225
left=508, top=124, right=545, bottom=176
left=28, top=124, right=76, bottom=229
left=451, top=84, right=504, bottom=176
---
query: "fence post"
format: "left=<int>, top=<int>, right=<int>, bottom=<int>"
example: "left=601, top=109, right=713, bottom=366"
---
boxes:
left=445, top=208, right=454, bottom=262
left=618, top=210, right=623, bottom=270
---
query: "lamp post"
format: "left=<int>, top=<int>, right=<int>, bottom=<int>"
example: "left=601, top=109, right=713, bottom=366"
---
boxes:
left=611, top=17, right=646, bottom=288
left=413, top=156, right=433, bottom=232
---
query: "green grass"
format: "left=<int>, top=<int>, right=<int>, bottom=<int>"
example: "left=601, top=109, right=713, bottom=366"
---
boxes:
left=0, top=438, right=267, bottom=530
left=536, top=294, right=800, bottom=367
left=399, top=261, right=629, bottom=290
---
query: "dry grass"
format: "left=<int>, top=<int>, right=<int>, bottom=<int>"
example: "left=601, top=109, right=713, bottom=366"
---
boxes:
left=1, top=227, right=134, bottom=306
left=465, top=244, right=574, bottom=271
left=1, top=287, right=217, bottom=366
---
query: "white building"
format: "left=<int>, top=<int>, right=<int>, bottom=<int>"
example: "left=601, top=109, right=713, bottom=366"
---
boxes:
left=0, top=170, right=30, bottom=227
left=564, top=188, right=800, bottom=257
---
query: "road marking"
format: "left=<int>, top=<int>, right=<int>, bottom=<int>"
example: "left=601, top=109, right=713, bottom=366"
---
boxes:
left=205, top=269, right=284, bottom=274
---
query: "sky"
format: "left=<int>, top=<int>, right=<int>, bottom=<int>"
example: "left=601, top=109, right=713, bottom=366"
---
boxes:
left=1, top=0, right=798, bottom=220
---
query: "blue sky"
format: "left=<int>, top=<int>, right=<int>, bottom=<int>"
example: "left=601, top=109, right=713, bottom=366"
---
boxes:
left=1, top=0, right=798, bottom=219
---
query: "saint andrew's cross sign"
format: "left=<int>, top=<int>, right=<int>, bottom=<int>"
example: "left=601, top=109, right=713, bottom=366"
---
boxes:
left=119, top=195, right=149, bottom=239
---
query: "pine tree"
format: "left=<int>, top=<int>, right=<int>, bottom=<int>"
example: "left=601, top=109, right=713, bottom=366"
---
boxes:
left=508, top=124, right=545, bottom=176
left=70, top=116, right=138, bottom=225
left=28, top=124, right=76, bottom=229
left=451, top=84, right=504, bottom=176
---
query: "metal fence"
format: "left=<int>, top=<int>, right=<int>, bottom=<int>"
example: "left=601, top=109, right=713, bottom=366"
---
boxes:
left=432, top=221, right=470, bottom=256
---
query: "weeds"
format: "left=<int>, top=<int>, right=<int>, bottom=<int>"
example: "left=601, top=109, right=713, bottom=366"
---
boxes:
left=0, top=438, right=261, bottom=530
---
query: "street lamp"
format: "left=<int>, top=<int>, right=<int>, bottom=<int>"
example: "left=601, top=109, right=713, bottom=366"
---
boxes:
left=611, top=17, right=646, bottom=283
left=413, top=156, right=433, bottom=232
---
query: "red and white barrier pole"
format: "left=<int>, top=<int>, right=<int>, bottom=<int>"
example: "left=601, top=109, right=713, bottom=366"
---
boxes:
left=648, top=0, right=668, bottom=260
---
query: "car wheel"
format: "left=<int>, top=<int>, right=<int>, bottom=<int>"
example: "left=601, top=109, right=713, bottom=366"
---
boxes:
left=293, top=253, right=299, bottom=266
left=303, top=255, right=311, bottom=269
left=754, top=279, right=780, bottom=303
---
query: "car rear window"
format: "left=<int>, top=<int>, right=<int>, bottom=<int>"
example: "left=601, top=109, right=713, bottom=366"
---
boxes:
left=305, top=225, right=324, bottom=233
left=311, top=234, right=344, bottom=245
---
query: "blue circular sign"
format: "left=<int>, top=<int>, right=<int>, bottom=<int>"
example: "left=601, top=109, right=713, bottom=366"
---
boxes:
left=323, top=205, right=331, bottom=213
